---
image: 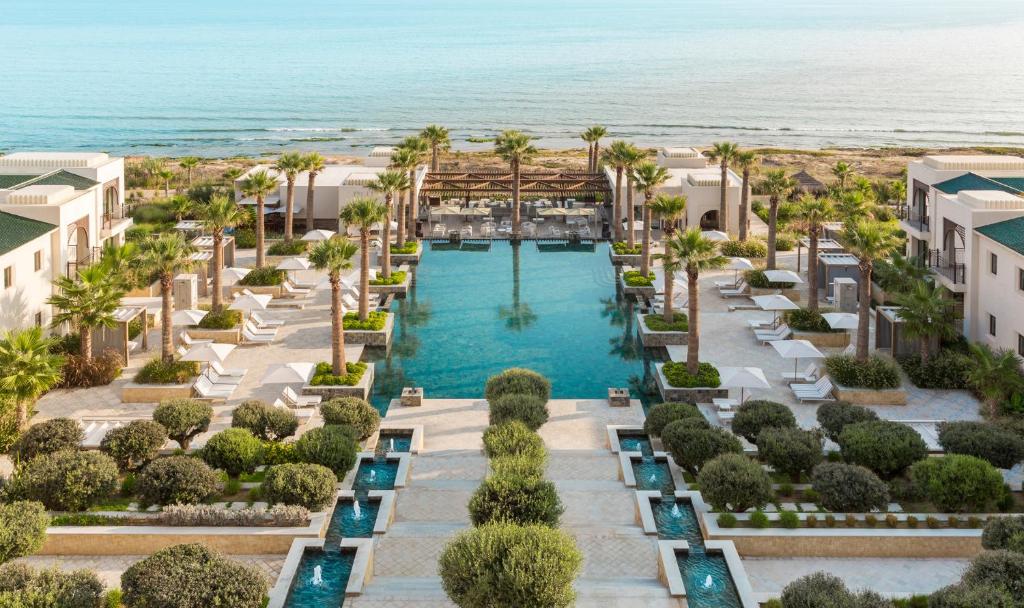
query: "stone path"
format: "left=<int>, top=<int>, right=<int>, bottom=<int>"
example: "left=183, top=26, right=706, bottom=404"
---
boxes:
left=16, top=554, right=284, bottom=590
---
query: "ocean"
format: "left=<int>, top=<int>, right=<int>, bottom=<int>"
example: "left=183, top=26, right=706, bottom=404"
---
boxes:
left=2, top=0, right=1023, bottom=157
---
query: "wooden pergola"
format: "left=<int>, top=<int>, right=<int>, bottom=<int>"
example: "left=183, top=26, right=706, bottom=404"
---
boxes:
left=421, top=170, right=611, bottom=199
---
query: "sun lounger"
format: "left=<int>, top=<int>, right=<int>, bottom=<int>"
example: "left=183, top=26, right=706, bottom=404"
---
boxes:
left=781, top=363, right=819, bottom=383
left=242, top=326, right=276, bottom=344
left=713, top=398, right=739, bottom=411
left=754, top=324, right=792, bottom=343
left=719, top=410, right=736, bottom=423
left=272, top=399, right=315, bottom=420
left=282, top=386, right=321, bottom=407
left=193, top=375, right=236, bottom=400
left=714, top=278, right=739, bottom=289
left=281, top=282, right=311, bottom=298
left=180, top=332, right=213, bottom=347
left=747, top=319, right=772, bottom=328
left=251, top=312, right=285, bottom=328
left=244, top=320, right=277, bottom=336
left=203, top=368, right=244, bottom=385
left=210, top=360, right=246, bottom=378
left=791, top=377, right=836, bottom=402
left=719, top=281, right=750, bottom=298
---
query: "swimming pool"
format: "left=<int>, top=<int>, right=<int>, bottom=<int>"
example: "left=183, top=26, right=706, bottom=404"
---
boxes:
left=368, top=240, right=662, bottom=412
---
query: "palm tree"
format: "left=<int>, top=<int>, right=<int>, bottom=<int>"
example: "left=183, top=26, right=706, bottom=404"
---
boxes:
left=841, top=220, right=902, bottom=361
left=620, top=144, right=645, bottom=249
left=302, top=152, right=325, bottom=232
left=275, top=152, right=306, bottom=242
left=390, top=147, right=418, bottom=247
left=581, top=129, right=597, bottom=172
left=735, top=151, right=759, bottom=241
left=340, top=197, right=388, bottom=321
left=652, top=244, right=683, bottom=324
left=0, top=327, right=63, bottom=431
left=97, top=241, right=141, bottom=292
left=201, top=195, right=246, bottom=312
left=650, top=194, right=687, bottom=236
left=603, top=141, right=633, bottom=242
left=179, top=157, right=200, bottom=187
left=167, top=195, right=194, bottom=221
left=758, top=170, right=796, bottom=270
left=156, top=169, right=176, bottom=198
left=582, top=126, right=607, bottom=172
left=398, top=136, right=429, bottom=241
left=240, top=169, right=278, bottom=268
left=138, top=233, right=197, bottom=362
left=222, top=167, right=244, bottom=183
left=965, top=344, right=1024, bottom=417
left=667, top=229, right=728, bottom=375
left=894, top=280, right=956, bottom=363
left=498, top=241, right=537, bottom=331
left=308, top=238, right=359, bottom=375
left=494, top=130, right=538, bottom=238
left=421, top=125, right=450, bottom=172
left=708, top=142, right=740, bottom=234
left=631, top=161, right=671, bottom=276
left=370, top=170, right=411, bottom=280
left=832, top=161, right=853, bottom=190
left=795, top=195, right=835, bottom=310
left=48, top=266, right=125, bottom=362
left=837, top=190, right=875, bottom=223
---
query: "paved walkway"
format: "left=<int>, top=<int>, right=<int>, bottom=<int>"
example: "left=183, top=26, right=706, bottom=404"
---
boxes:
left=16, top=554, right=284, bottom=590
left=743, top=557, right=969, bottom=599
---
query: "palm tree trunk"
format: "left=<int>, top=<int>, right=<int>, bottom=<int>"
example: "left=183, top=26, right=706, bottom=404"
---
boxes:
left=160, top=275, right=174, bottom=363
left=284, top=179, right=295, bottom=242
left=920, top=337, right=930, bottom=364
left=640, top=195, right=653, bottom=276
left=80, top=325, right=93, bottom=361
left=586, top=145, right=593, bottom=173
left=431, top=145, right=439, bottom=172
left=593, top=142, right=601, bottom=173
left=407, top=169, right=418, bottom=242
left=212, top=232, right=224, bottom=311
left=359, top=232, right=370, bottom=321
left=626, top=176, right=636, bottom=248
left=512, top=161, right=522, bottom=238
left=305, top=173, right=316, bottom=231
left=381, top=195, right=393, bottom=279
left=16, top=399, right=30, bottom=432
left=766, top=197, right=779, bottom=270
left=331, top=276, right=347, bottom=375
left=396, top=190, right=407, bottom=247
left=807, top=228, right=819, bottom=311
left=687, top=270, right=700, bottom=375
left=613, top=168, right=624, bottom=242
left=663, top=271, right=674, bottom=324
left=856, top=264, right=871, bottom=362
left=719, top=160, right=729, bottom=234
left=255, top=195, right=266, bottom=268
left=739, top=169, right=750, bottom=241
left=164, top=181, right=170, bottom=198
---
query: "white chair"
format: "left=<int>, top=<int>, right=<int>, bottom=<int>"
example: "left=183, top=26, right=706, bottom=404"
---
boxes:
left=781, top=363, right=818, bottom=383
left=719, top=281, right=750, bottom=298
left=251, top=312, right=285, bottom=328
left=273, top=399, right=315, bottom=420
left=180, top=332, right=213, bottom=347
left=791, top=377, right=836, bottom=402
left=244, top=320, right=277, bottom=336
left=754, top=324, right=792, bottom=344
left=714, top=277, right=739, bottom=289
left=204, top=367, right=243, bottom=386
left=282, top=386, right=321, bottom=407
left=193, top=375, right=236, bottom=400
left=210, top=360, right=246, bottom=378
left=242, top=326, right=275, bottom=344
left=432, top=224, right=447, bottom=236
left=282, top=282, right=311, bottom=298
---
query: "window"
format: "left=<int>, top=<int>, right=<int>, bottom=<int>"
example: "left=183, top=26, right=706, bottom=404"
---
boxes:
left=34, top=250, right=42, bottom=272
left=34, top=312, right=43, bottom=327
left=2, top=266, right=11, bottom=289
left=1019, top=334, right=1024, bottom=357
left=989, top=314, right=997, bottom=337
left=990, top=252, right=998, bottom=275
left=1019, top=268, right=1024, bottom=291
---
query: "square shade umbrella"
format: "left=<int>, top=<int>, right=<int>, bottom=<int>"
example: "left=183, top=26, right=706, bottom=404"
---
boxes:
left=301, top=229, right=336, bottom=242
left=762, top=269, right=804, bottom=284
left=822, top=312, right=859, bottom=330
left=717, top=366, right=771, bottom=403
left=701, top=230, right=730, bottom=242
left=180, top=342, right=236, bottom=366
left=751, top=294, right=800, bottom=327
left=276, top=257, right=311, bottom=271
left=221, top=267, right=251, bottom=286
left=770, top=339, right=826, bottom=376
left=726, top=257, right=755, bottom=282
left=261, top=362, right=316, bottom=384
left=172, top=309, right=208, bottom=326
left=229, top=293, right=272, bottom=313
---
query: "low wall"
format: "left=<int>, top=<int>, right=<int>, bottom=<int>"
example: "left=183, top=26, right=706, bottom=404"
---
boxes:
left=368, top=273, right=410, bottom=296
left=792, top=330, right=849, bottom=348
left=122, top=382, right=193, bottom=403
left=834, top=383, right=908, bottom=406
left=187, top=327, right=242, bottom=344
left=344, top=314, right=394, bottom=346
left=712, top=532, right=982, bottom=558
left=654, top=363, right=727, bottom=403
left=389, top=244, right=422, bottom=265
left=637, top=313, right=688, bottom=347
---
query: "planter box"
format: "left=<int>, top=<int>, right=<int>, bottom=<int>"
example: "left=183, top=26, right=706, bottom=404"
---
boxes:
left=792, top=329, right=849, bottom=348
left=368, top=271, right=410, bottom=296
left=344, top=313, right=394, bottom=346
left=637, top=313, right=688, bottom=347
left=187, top=327, right=242, bottom=344
left=619, top=274, right=656, bottom=298
left=230, top=284, right=282, bottom=298
left=122, top=382, right=194, bottom=403
left=834, top=382, right=907, bottom=406
left=608, top=247, right=641, bottom=266
left=401, top=387, right=423, bottom=407
left=390, top=242, right=423, bottom=265
left=125, top=280, right=161, bottom=298
left=302, top=365, right=374, bottom=401
left=654, top=363, right=727, bottom=403
left=750, top=286, right=801, bottom=301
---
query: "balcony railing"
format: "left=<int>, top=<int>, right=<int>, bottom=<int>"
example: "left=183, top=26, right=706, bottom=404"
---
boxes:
left=66, top=246, right=103, bottom=277
left=897, top=205, right=930, bottom=232
left=928, top=249, right=965, bottom=284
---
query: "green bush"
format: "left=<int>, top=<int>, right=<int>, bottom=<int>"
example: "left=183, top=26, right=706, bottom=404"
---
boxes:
left=773, top=233, right=797, bottom=251
left=661, top=361, right=720, bottom=388
left=59, top=350, right=124, bottom=388
left=153, top=399, right=213, bottom=450
left=484, top=368, right=552, bottom=402
left=319, top=397, right=380, bottom=439
left=266, top=240, right=308, bottom=256
left=717, top=512, right=737, bottom=528
left=0, top=563, right=104, bottom=608
left=237, top=266, right=285, bottom=286
left=750, top=510, right=769, bottom=528
left=756, top=427, right=823, bottom=483
left=482, top=421, right=546, bottom=461
left=342, top=311, right=387, bottom=331
left=489, top=393, right=549, bottom=431
left=468, top=475, right=564, bottom=527
left=784, top=308, right=838, bottom=333
left=696, top=453, right=773, bottom=513
left=611, top=241, right=642, bottom=255
left=731, top=400, right=796, bottom=443
left=811, top=462, right=890, bottom=512
left=130, top=203, right=175, bottom=224
left=134, top=358, right=199, bottom=384
left=231, top=400, right=298, bottom=441
left=11, top=417, right=83, bottom=460
left=898, top=351, right=971, bottom=389
left=262, top=463, right=337, bottom=511
left=744, top=269, right=795, bottom=289
left=929, top=583, right=1015, bottom=608
left=983, top=516, right=1024, bottom=551
left=100, top=420, right=168, bottom=471
left=121, top=543, right=267, bottom=608
left=262, top=440, right=300, bottom=465
left=491, top=453, right=546, bottom=479
left=780, top=572, right=885, bottom=608
left=0, top=501, right=49, bottom=563
left=6, top=450, right=119, bottom=511
left=815, top=401, right=878, bottom=443
left=824, top=354, right=901, bottom=390
left=910, top=455, right=1004, bottom=512
left=957, top=550, right=1024, bottom=604
left=719, top=239, right=767, bottom=258
left=642, top=313, right=688, bottom=332
left=438, top=522, right=582, bottom=608
left=294, top=425, right=358, bottom=480
left=136, top=456, right=220, bottom=506
left=662, top=421, right=742, bottom=476
left=195, top=309, right=241, bottom=330
left=309, top=361, right=368, bottom=386
left=838, top=420, right=927, bottom=479
left=622, top=270, right=654, bottom=287
left=370, top=270, right=407, bottom=286
left=937, top=421, right=1024, bottom=470
left=200, top=428, right=263, bottom=477
left=779, top=509, right=800, bottom=529
left=643, top=402, right=702, bottom=437
left=390, top=241, right=419, bottom=254
left=233, top=228, right=257, bottom=248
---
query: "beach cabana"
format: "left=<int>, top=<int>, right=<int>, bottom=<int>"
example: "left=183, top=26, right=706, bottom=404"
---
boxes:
left=191, top=234, right=236, bottom=268
left=875, top=306, right=917, bottom=357
left=817, top=253, right=861, bottom=299
left=790, top=170, right=828, bottom=197
left=796, top=237, right=844, bottom=272
left=91, top=306, right=148, bottom=364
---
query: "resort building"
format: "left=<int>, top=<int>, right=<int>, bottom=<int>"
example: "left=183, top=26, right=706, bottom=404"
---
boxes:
left=902, top=154, right=1024, bottom=341
left=0, top=212, right=59, bottom=332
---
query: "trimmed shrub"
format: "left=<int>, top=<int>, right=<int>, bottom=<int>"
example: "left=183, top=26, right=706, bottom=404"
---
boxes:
left=0, top=563, right=104, bottom=608
left=696, top=453, right=773, bottom=513
left=262, top=463, right=337, bottom=511
left=153, top=399, right=213, bottom=450
left=319, top=397, right=380, bottom=439
left=121, top=543, right=267, bottom=608
left=717, top=513, right=737, bottom=528
left=342, top=311, right=387, bottom=331
left=622, top=270, right=655, bottom=286
left=200, top=428, right=263, bottom=477
left=309, top=360, right=368, bottom=386
left=438, top=522, right=582, bottom=608
left=780, top=572, right=852, bottom=608
left=910, top=455, right=1004, bottom=512
left=0, top=501, right=49, bottom=563
left=824, top=354, right=901, bottom=390
left=134, top=358, right=199, bottom=384
left=784, top=309, right=837, bottom=333
left=489, top=393, right=549, bottom=430
left=195, top=309, right=241, bottom=330
left=756, top=427, right=823, bottom=483
left=136, top=456, right=220, bottom=506
left=267, top=239, right=308, bottom=256
left=643, top=402, right=702, bottom=437
left=959, top=550, right=1024, bottom=603
left=482, top=421, right=546, bottom=461
left=745, top=269, right=796, bottom=289
left=811, top=462, right=889, bottom=513
left=6, top=450, right=118, bottom=511
left=11, top=417, right=83, bottom=460
left=929, top=584, right=1015, bottom=608
left=731, top=400, right=796, bottom=443
left=816, top=401, right=878, bottom=443
left=750, top=510, right=769, bottom=528
left=59, top=349, right=124, bottom=388
left=100, top=420, right=168, bottom=471
left=237, top=266, right=285, bottom=286
left=838, top=420, right=927, bottom=479
left=262, top=440, right=300, bottom=465
left=294, top=425, right=358, bottom=480
left=937, top=421, right=1024, bottom=470
left=643, top=313, right=688, bottom=332
left=231, top=400, right=298, bottom=442
left=158, top=504, right=309, bottom=527
left=468, top=475, right=563, bottom=527
left=898, top=351, right=971, bottom=390
left=662, top=421, right=742, bottom=476
left=491, top=453, right=546, bottom=479
left=484, top=368, right=552, bottom=402
left=611, top=241, right=642, bottom=255
left=982, top=515, right=1024, bottom=551
left=661, top=361, right=720, bottom=388
left=779, top=509, right=800, bottom=529
left=720, top=239, right=767, bottom=258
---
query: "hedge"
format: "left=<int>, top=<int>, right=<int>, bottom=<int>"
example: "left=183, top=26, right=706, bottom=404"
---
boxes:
left=643, top=402, right=703, bottom=437
left=370, top=270, right=407, bottom=286
left=135, top=358, right=199, bottom=384
left=468, top=475, right=564, bottom=527
left=237, top=266, right=285, bottom=286
left=719, top=239, right=767, bottom=258
left=309, top=361, right=368, bottom=386
left=642, top=313, right=688, bottom=332
left=484, top=368, right=552, bottom=402
left=121, top=543, right=267, bottom=608
left=824, top=354, right=901, bottom=390
left=910, top=455, right=1004, bottom=513
left=838, top=420, right=927, bottom=479
left=11, top=417, right=83, bottom=460
left=482, top=421, right=546, bottom=461
left=810, top=462, right=889, bottom=513
left=59, top=350, right=124, bottom=388
left=153, top=399, right=213, bottom=450
left=937, top=421, right=1024, bottom=470
left=6, top=450, right=119, bottom=511
left=195, top=309, right=241, bottom=330
left=231, top=400, right=299, bottom=442
left=267, top=240, right=308, bottom=256
left=136, top=456, right=220, bottom=506
left=611, top=241, right=642, bottom=255
left=489, top=393, right=550, bottom=431
left=622, top=270, right=654, bottom=287
left=731, top=400, right=797, bottom=443
left=342, top=311, right=387, bottom=331
left=745, top=269, right=795, bottom=289
left=898, top=351, right=971, bottom=390
left=661, top=361, right=720, bottom=388
left=319, top=397, right=380, bottom=439
left=784, top=309, right=838, bottom=333
left=262, top=463, right=337, bottom=511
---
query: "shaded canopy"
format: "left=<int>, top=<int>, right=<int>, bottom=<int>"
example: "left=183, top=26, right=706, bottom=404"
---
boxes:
left=791, top=170, right=827, bottom=195
left=421, top=170, right=611, bottom=198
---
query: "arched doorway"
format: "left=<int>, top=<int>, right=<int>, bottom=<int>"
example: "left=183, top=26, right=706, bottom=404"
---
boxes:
left=103, top=186, right=119, bottom=226
left=699, top=210, right=720, bottom=230
left=66, top=225, right=89, bottom=276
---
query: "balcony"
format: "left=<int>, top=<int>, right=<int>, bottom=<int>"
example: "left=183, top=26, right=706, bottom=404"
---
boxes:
left=897, top=205, right=930, bottom=235
left=66, top=246, right=102, bottom=277
left=101, top=208, right=133, bottom=238
left=928, top=249, right=966, bottom=290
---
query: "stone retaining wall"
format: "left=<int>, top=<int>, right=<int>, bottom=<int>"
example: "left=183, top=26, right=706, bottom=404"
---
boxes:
left=637, top=313, right=688, bottom=347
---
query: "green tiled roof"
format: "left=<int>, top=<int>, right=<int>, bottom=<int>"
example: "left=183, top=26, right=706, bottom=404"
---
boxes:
left=0, top=170, right=99, bottom=191
left=977, top=217, right=1024, bottom=256
left=0, top=175, right=35, bottom=189
left=934, top=173, right=1024, bottom=195
left=0, top=212, right=57, bottom=255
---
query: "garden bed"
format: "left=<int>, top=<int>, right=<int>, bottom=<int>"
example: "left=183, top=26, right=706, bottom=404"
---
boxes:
left=609, top=242, right=642, bottom=266
left=342, top=312, right=394, bottom=346
left=654, top=362, right=727, bottom=403
left=619, top=269, right=656, bottom=297
left=792, top=329, right=849, bottom=348
left=833, top=383, right=907, bottom=405
left=389, top=242, right=423, bottom=265
left=303, top=362, right=374, bottom=400
left=368, top=270, right=410, bottom=295
left=637, top=313, right=688, bottom=347
left=187, top=327, right=242, bottom=344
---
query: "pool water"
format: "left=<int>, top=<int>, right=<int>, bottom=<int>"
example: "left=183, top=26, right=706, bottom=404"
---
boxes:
left=284, top=548, right=354, bottom=608
left=326, top=498, right=379, bottom=541
left=632, top=457, right=676, bottom=494
left=619, top=434, right=654, bottom=457
left=353, top=458, right=398, bottom=491
left=375, top=432, right=412, bottom=456
left=368, top=241, right=662, bottom=413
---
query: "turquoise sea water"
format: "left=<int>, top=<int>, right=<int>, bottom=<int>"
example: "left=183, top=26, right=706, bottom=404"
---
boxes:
left=2, top=0, right=1024, bottom=155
